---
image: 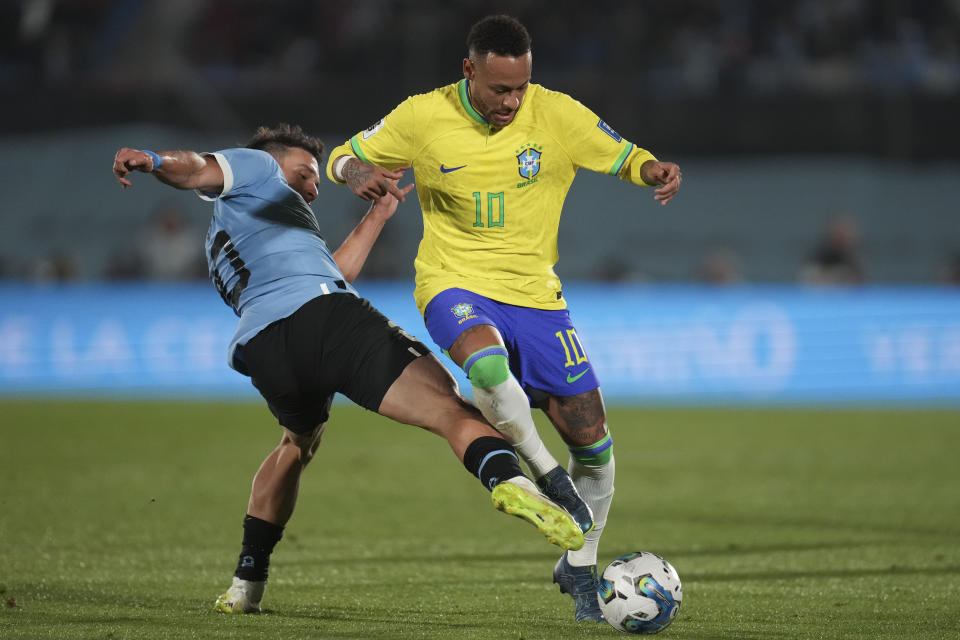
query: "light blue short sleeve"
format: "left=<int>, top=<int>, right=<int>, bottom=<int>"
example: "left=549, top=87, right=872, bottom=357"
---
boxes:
left=197, top=148, right=280, bottom=201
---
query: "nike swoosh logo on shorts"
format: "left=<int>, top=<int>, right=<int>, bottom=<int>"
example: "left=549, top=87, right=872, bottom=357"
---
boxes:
left=566, top=368, right=590, bottom=383
left=440, top=164, right=467, bottom=173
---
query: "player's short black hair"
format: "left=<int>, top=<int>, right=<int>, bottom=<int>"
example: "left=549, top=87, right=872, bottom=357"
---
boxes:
left=467, top=14, right=531, bottom=58
left=246, top=123, right=325, bottom=165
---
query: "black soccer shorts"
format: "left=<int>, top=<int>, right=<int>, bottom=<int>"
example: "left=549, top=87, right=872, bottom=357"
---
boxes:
left=237, top=293, right=431, bottom=434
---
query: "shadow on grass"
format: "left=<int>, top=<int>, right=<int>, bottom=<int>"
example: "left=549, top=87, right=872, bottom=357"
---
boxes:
left=293, top=549, right=560, bottom=567
left=271, top=605, right=579, bottom=638
left=276, top=606, right=485, bottom=627
left=664, top=510, right=960, bottom=540
left=656, top=539, right=885, bottom=558
left=2, top=583, right=182, bottom=611
left=687, top=563, right=960, bottom=583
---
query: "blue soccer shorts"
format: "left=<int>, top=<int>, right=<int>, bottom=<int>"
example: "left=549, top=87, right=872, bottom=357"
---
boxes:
left=423, top=288, right=600, bottom=400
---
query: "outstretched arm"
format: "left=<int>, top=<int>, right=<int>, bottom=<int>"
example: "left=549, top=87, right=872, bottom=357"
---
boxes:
left=332, top=181, right=416, bottom=283
left=112, top=148, right=224, bottom=193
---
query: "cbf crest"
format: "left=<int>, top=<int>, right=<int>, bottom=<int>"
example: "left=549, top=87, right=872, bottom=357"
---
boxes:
left=451, top=302, right=477, bottom=324
left=516, top=143, right=543, bottom=180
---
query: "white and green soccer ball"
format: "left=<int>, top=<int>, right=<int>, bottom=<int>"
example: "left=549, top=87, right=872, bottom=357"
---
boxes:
left=597, top=552, right=683, bottom=634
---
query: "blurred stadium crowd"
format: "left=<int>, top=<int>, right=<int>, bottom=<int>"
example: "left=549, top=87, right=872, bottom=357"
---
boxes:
left=0, top=1, right=958, bottom=284
left=4, top=0, right=960, bottom=96
left=3, top=0, right=960, bottom=145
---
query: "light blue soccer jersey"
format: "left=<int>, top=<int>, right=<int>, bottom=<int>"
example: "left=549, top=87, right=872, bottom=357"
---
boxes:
left=198, top=148, right=357, bottom=372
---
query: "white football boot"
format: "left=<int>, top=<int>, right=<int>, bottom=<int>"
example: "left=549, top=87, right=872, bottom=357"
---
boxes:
left=213, top=576, right=265, bottom=614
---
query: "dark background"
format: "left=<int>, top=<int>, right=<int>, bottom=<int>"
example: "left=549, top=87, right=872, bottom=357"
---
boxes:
left=1, top=0, right=958, bottom=283
left=3, top=0, right=959, bottom=156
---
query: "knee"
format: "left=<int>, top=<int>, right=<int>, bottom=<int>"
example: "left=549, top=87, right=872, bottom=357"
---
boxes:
left=464, top=347, right=510, bottom=389
left=282, top=423, right=325, bottom=465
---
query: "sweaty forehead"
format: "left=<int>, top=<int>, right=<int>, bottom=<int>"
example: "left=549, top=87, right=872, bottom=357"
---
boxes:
left=475, top=52, right=531, bottom=82
left=282, top=148, right=319, bottom=173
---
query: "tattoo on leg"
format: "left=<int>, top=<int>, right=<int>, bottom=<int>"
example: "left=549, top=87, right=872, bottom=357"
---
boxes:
left=451, top=324, right=489, bottom=350
left=449, top=324, right=501, bottom=366
left=549, top=389, right=606, bottom=445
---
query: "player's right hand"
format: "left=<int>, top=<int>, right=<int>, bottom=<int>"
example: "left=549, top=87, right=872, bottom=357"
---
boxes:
left=112, top=147, right=155, bottom=188
left=344, top=159, right=411, bottom=203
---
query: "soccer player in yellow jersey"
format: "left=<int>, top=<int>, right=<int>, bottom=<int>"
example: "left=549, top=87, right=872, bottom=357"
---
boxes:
left=326, top=15, right=681, bottom=622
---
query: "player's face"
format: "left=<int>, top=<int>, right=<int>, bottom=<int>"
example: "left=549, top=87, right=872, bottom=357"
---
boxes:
left=279, top=147, right=321, bottom=204
left=463, top=51, right=532, bottom=128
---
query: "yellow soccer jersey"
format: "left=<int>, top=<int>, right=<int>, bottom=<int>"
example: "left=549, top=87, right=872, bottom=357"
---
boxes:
left=327, top=79, right=657, bottom=312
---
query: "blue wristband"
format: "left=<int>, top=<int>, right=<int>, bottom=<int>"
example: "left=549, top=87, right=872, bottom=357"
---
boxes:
left=143, top=150, right=162, bottom=171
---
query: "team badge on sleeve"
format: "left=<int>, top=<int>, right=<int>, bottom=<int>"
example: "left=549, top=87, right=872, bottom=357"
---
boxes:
left=362, top=118, right=385, bottom=140
left=597, top=119, right=622, bottom=142
left=516, top=144, right=543, bottom=180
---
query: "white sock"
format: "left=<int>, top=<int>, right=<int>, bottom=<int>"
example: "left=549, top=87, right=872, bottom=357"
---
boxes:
left=472, top=376, right=559, bottom=478
left=565, top=453, right=615, bottom=567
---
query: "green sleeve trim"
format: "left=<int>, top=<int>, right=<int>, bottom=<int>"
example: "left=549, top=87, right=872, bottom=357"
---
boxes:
left=349, top=136, right=371, bottom=164
left=609, top=142, right=635, bottom=176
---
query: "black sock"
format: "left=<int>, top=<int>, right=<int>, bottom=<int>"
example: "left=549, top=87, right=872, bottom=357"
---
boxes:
left=234, top=515, right=284, bottom=582
left=463, top=436, right=524, bottom=492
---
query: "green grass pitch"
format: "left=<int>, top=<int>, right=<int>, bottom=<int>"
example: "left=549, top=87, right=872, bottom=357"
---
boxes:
left=1, top=399, right=958, bottom=639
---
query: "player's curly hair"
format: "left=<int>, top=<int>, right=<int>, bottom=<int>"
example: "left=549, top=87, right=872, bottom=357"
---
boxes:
left=245, top=123, right=325, bottom=165
left=467, top=14, right=531, bottom=58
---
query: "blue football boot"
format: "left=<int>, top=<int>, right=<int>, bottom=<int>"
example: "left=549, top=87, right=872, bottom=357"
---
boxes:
left=553, top=551, right=605, bottom=623
left=536, top=466, right=594, bottom=534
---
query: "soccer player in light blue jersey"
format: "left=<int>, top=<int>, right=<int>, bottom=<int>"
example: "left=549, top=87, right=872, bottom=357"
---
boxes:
left=112, top=124, right=585, bottom=614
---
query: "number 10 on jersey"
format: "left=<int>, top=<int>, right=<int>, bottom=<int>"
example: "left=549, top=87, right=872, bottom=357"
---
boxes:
left=472, top=191, right=504, bottom=228
left=556, top=329, right=588, bottom=367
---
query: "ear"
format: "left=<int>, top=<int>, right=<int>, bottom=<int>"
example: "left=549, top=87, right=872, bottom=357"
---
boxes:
left=462, top=57, right=474, bottom=80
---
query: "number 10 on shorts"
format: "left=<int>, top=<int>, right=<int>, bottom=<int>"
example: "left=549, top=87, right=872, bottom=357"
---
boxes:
left=555, top=329, right=588, bottom=367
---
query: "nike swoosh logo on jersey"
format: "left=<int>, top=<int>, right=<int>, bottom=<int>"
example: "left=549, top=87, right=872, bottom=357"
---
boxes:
left=566, top=368, right=590, bottom=383
left=440, top=164, right=467, bottom=173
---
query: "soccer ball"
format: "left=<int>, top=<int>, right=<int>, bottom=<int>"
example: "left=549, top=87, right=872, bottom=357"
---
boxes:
left=597, top=551, right=683, bottom=634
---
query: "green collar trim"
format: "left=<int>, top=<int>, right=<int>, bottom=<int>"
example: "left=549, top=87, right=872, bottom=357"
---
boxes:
left=458, top=79, right=488, bottom=125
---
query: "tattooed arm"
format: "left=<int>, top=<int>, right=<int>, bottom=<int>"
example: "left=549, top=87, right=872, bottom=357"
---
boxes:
left=331, top=155, right=411, bottom=202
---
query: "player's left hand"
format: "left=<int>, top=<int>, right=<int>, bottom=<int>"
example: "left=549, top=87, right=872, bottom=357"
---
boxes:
left=643, top=161, right=682, bottom=205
